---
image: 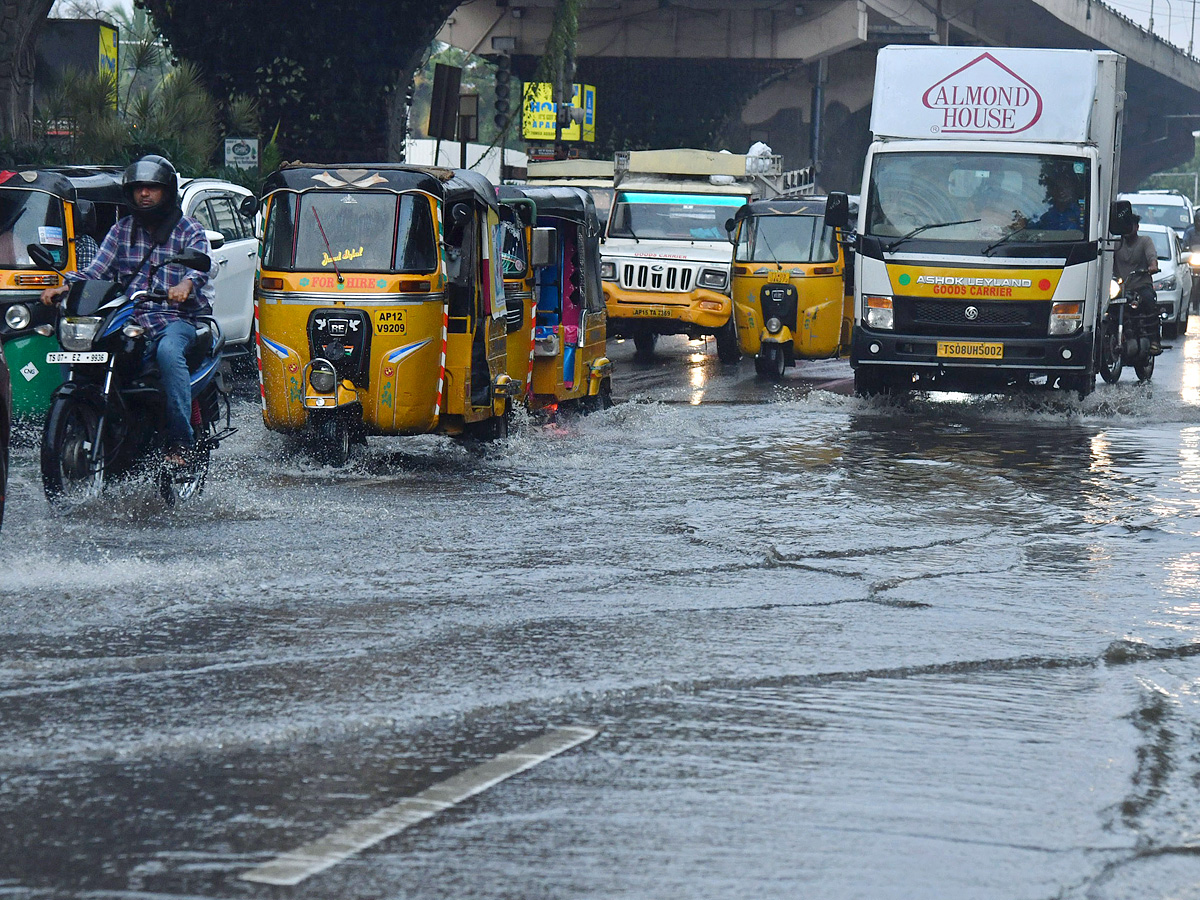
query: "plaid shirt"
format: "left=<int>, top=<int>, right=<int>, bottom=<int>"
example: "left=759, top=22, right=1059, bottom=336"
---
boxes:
left=66, top=214, right=214, bottom=339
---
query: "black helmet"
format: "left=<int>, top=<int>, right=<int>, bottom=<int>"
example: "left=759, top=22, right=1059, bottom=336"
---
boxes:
left=121, top=154, right=179, bottom=211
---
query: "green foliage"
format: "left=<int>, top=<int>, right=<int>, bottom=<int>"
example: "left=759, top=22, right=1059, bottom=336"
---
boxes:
left=1138, top=133, right=1200, bottom=199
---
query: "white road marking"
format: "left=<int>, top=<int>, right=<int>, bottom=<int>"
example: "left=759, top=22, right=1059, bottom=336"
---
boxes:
left=239, top=725, right=598, bottom=887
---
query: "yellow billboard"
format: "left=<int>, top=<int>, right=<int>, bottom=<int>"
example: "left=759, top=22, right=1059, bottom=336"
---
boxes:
left=98, top=23, right=118, bottom=109
left=521, top=83, right=596, bottom=143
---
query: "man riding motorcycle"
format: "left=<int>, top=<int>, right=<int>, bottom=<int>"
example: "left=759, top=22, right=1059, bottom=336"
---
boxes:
left=1113, top=213, right=1162, bottom=354
left=40, top=155, right=214, bottom=465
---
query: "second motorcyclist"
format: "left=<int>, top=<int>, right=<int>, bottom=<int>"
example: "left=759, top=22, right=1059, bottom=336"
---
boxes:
left=1113, top=213, right=1161, bottom=354
left=40, top=155, right=213, bottom=465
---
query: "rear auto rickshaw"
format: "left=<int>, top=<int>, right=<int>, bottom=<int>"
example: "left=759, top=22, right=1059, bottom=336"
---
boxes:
left=0, top=167, right=124, bottom=417
left=726, top=195, right=854, bottom=379
left=255, top=164, right=518, bottom=464
left=499, top=184, right=611, bottom=413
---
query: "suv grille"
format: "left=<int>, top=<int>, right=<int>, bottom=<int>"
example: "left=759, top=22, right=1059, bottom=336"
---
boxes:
left=621, top=262, right=693, bottom=293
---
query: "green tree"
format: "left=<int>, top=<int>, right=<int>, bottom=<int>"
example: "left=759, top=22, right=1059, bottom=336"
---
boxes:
left=0, top=0, right=56, bottom=143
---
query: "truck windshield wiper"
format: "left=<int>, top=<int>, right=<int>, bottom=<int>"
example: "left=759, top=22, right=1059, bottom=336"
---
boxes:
left=885, top=218, right=980, bottom=253
left=981, top=227, right=1032, bottom=257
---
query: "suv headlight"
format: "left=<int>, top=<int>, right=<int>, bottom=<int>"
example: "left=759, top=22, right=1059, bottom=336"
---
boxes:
left=59, top=316, right=101, bottom=351
left=1048, top=301, right=1082, bottom=335
left=864, top=295, right=893, bottom=330
left=1154, top=276, right=1177, bottom=291
left=698, top=269, right=728, bottom=290
left=600, top=261, right=616, bottom=281
left=4, top=303, right=31, bottom=331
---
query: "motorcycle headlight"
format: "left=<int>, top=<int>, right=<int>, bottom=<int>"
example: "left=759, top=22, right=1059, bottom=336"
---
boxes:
left=58, top=316, right=101, bottom=351
left=600, top=261, right=616, bottom=281
left=864, top=295, right=894, bottom=330
left=699, top=268, right=728, bottom=290
left=4, top=303, right=31, bottom=331
left=309, top=358, right=337, bottom=394
left=1110, top=279, right=1121, bottom=300
left=1189, top=251, right=1200, bottom=267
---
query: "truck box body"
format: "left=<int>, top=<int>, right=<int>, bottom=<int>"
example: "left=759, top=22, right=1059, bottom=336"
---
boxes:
left=851, top=46, right=1126, bottom=395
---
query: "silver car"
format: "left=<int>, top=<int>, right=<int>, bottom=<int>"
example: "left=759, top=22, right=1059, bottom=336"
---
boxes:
left=1140, top=223, right=1192, bottom=339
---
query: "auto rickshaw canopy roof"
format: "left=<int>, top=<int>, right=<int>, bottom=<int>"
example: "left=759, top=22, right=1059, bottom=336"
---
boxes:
left=263, top=164, right=498, bottom=211
left=0, top=169, right=78, bottom=202
left=502, top=185, right=598, bottom=228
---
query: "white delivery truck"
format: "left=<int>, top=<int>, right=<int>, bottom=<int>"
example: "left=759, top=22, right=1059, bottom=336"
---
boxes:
left=602, top=148, right=782, bottom=361
left=832, top=46, right=1128, bottom=397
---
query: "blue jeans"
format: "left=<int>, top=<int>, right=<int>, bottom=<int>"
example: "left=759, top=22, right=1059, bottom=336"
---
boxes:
left=152, top=319, right=198, bottom=447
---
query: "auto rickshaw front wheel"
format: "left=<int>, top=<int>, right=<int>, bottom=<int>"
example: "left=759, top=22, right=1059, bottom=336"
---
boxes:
left=311, top=414, right=352, bottom=467
left=754, top=345, right=786, bottom=380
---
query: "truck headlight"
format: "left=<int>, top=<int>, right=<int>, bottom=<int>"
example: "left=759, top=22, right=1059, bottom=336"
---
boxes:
left=698, top=269, right=728, bottom=290
left=864, top=295, right=893, bottom=330
left=4, top=303, right=31, bottom=331
left=309, top=358, right=337, bottom=394
left=1048, top=301, right=1082, bottom=336
left=59, top=316, right=101, bottom=351
left=600, top=261, right=616, bottom=281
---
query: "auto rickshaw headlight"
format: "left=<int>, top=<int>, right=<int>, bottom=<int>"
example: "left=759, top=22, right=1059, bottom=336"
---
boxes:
left=699, top=269, right=728, bottom=290
left=4, top=303, right=32, bottom=331
left=766, top=317, right=783, bottom=334
left=600, top=261, right=616, bottom=281
left=309, top=358, right=337, bottom=394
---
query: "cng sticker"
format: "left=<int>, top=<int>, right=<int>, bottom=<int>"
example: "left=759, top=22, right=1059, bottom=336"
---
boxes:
left=20, top=361, right=38, bottom=381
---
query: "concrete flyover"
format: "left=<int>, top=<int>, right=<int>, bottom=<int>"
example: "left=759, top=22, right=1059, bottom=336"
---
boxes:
left=438, top=0, right=1200, bottom=193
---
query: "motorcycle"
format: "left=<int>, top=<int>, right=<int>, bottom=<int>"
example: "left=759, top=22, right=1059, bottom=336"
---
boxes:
left=28, top=243, right=235, bottom=506
left=1100, top=269, right=1161, bottom=384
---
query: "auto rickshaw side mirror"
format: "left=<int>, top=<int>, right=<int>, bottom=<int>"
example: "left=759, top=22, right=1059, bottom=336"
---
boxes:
left=205, top=229, right=225, bottom=251
left=239, top=194, right=259, bottom=219
left=451, top=202, right=472, bottom=227
left=1109, top=200, right=1133, bottom=236
left=824, top=192, right=851, bottom=230
left=531, top=227, right=558, bottom=268
left=27, top=243, right=62, bottom=272
left=75, top=198, right=96, bottom=234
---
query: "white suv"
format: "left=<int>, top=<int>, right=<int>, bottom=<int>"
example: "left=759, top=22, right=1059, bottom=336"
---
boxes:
left=1118, top=189, right=1195, bottom=233
left=178, top=178, right=259, bottom=358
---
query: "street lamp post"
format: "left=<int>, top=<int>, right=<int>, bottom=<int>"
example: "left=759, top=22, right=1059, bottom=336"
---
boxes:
left=1190, top=0, right=1196, bottom=56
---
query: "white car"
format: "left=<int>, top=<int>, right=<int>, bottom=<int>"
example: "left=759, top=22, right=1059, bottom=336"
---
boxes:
left=178, top=177, right=259, bottom=358
left=1139, top=223, right=1191, bottom=339
left=1118, top=189, right=1195, bottom=233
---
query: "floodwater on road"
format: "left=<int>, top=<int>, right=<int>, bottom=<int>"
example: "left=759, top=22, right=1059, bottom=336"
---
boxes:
left=4, top=332, right=1200, bottom=898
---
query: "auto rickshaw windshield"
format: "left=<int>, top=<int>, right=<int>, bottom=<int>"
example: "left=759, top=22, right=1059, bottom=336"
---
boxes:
left=263, top=190, right=438, bottom=273
left=0, top=189, right=66, bottom=268
left=736, top=214, right=837, bottom=264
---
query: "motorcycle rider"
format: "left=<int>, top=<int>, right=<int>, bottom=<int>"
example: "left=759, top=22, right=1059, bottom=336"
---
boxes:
left=40, top=155, right=213, bottom=465
left=1113, top=213, right=1162, bottom=353
left=1185, top=209, right=1200, bottom=313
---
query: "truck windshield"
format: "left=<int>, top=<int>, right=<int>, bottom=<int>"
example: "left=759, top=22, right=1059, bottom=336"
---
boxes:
left=866, top=152, right=1091, bottom=245
left=609, top=191, right=744, bottom=241
left=736, top=214, right=836, bottom=263
left=263, top=191, right=437, bottom=273
left=0, top=189, right=67, bottom=268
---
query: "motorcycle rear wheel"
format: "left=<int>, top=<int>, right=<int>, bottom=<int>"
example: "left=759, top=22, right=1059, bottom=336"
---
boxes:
left=158, top=443, right=210, bottom=507
left=41, top=398, right=106, bottom=504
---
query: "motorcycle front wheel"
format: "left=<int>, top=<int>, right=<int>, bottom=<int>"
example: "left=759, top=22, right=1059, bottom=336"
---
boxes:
left=1135, top=353, right=1156, bottom=382
left=41, top=397, right=106, bottom=503
left=1099, top=321, right=1123, bottom=384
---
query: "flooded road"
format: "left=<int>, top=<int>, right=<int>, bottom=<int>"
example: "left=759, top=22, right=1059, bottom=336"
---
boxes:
left=4, top=331, right=1200, bottom=898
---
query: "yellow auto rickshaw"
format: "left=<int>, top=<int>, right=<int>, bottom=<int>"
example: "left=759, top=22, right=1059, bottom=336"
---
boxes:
left=726, top=196, right=854, bottom=379
left=499, top=184, right=611, bottom=413
left=254, top=164, right=518, bottom=464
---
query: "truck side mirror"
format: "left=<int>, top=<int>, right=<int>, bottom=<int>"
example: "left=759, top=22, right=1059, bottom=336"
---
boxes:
left=530, top=227, right=558, bottom=268
left=825, top=192, right=850, bottom=229
left=1109, top=200, right=1133, bottom=236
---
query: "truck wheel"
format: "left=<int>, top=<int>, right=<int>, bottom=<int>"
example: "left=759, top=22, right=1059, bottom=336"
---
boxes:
left=633, top=332, right=657, bottom=361
left=854, top=367, right=895, bottom=398
left=1099, top=323, right=1122, bottom=383
left=715, top=317, right=741, bottom=364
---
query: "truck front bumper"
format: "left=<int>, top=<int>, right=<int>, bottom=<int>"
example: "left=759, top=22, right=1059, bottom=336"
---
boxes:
left=851, top=327, right=1096, bottom=372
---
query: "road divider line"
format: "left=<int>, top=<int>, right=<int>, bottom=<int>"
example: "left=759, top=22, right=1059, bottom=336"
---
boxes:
left=239, top=725, right=598, bottom=887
